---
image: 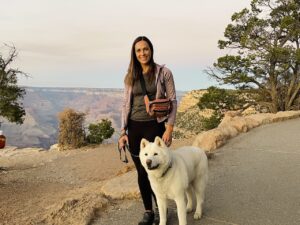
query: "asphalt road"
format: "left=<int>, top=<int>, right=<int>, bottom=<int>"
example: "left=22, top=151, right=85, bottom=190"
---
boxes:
left=94, top=118, right=300, bottom=225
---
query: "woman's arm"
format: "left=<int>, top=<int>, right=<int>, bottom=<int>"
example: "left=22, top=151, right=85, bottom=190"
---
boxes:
left=119, top=84, right=130, bottom=148
left=161, top=68, right=177, bottom=145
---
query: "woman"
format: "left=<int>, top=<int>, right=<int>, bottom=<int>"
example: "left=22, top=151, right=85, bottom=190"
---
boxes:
left=118, top=36, right=177, bottom=225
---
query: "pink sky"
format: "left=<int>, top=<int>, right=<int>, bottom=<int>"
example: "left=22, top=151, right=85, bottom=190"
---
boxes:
left=1, top=0, right=252, bottom=91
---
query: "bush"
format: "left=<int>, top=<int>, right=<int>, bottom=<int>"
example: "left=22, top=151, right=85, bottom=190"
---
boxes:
left=172, top=130, right=185, bottom=139
left=58, top=108, right=86, bottom=150
left=202, top=112, right=222, bottom=130
left=86, top=119, right=114, bottom=144
left=198, top=86, right=245, bottom=130
left=176, top=106, right=205, bottom=134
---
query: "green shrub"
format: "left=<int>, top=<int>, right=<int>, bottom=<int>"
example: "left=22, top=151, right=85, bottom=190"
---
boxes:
left=176, top=106, right=205, bottom=134
left=87, top=119, right=114, bottom=144
left=172, top=130, right=185, bottom=139
left=198, top=86, right=246, bottom=130
left=202, top=112, right=222, bottom=130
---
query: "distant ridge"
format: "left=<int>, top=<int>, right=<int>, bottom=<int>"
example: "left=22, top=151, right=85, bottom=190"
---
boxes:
left=2, top=87, right=186, bottom=148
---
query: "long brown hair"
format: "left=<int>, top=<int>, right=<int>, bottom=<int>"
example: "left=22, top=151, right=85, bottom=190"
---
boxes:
left=124, top=36, right=156, bottom=86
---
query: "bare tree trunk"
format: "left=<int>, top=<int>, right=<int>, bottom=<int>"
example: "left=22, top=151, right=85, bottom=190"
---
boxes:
left=269, top=63, right=279, bottom=113
left=286, top=81, right=300, bottom=110
left=286, top=40, right=300, bottom=110
left=270, top=91, right=279, bottom=113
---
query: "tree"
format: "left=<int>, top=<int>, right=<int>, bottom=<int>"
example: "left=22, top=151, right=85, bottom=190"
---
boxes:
left=197, top=86, right=247, bottom=113
left=0, top=44, right=27, bottom=124
left=86, top=119, right=115, bottom=144
left=58, top=108, right=86, bottom=150
left=207, top=0, right=300, bottom=113
left=198, top=86, right=247, bottom=130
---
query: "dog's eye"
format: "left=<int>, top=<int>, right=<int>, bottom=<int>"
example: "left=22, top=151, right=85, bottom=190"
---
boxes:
left=145, top=153, right=148, bottom=156
left=154, top=153, right=158, bottom=156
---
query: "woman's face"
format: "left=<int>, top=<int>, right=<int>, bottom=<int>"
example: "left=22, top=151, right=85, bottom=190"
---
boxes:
left=135, top=40, right=151, bottom=66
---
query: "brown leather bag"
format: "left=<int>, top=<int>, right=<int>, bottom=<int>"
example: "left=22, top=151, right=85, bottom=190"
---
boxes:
left=140, top=74, right=172, bottom=118
left=149, top=98, right=172, bottom=118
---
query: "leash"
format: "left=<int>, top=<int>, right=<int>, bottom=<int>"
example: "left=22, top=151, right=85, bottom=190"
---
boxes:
left=117, top=142, right=139, bottom=163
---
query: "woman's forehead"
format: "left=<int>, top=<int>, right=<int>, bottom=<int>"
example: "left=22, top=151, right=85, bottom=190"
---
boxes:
left=135, top=40, right=149, bottom=49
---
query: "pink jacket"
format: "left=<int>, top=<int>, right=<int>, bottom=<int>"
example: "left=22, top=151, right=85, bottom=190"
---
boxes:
left=121, top=64, right=177, bottom=130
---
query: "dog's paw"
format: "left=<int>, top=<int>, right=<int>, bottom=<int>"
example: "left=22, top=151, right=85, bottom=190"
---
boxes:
left=186, top=206, right=193, bottom=213
left=193, top=212, right=202, bottom=220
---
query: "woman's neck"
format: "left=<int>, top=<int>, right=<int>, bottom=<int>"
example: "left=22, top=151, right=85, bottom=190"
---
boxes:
left=141, top=64, right=150, bottom=74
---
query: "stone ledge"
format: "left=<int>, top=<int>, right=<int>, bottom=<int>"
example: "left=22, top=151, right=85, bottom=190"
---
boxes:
left=193, top=110, right=300, bottom=152
left=100, top=171, right=140, bottom=200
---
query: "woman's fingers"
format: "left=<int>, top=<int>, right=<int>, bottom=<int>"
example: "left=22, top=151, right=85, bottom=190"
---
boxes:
left=118, top=135, right=128, bottom=148
left=162, top=132, right=172, bottom=147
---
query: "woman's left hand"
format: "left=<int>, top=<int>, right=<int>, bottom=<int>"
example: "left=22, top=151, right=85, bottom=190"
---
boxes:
left=162, top=125, right=173, bottom=147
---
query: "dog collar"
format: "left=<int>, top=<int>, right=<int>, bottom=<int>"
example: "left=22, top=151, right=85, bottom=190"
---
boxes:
left=161, top=160, right=172, bottom=178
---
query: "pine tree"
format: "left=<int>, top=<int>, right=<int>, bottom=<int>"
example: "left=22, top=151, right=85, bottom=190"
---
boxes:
left=0, top=45, right=26, bottom=124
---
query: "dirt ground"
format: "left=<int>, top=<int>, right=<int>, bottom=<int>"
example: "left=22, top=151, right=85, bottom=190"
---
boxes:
left=0, top=138, right=193, bottom=225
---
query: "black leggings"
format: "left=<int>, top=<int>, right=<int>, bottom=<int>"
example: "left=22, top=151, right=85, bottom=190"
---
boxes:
left=127, top=119, right=165, bottom=211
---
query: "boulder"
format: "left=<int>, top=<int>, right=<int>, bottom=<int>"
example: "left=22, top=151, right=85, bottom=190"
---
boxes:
left=100, top=171, right=140, bottom=200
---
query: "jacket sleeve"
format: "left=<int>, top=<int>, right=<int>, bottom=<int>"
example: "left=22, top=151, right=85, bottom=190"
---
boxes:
left=121, top=84, right=130, bottom=131
left=162, top=68, right=177, bottom=126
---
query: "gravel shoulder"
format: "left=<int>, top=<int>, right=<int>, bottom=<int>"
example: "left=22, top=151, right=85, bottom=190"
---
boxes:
left=2, top=116, right=300, bottom=225
left=0, top=138, right=193, bottom=225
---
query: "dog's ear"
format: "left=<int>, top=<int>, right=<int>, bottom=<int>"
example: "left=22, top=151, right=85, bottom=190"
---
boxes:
left=154, top=136, right=166, bottom=148
left=140, top=138, right=149, bottom=150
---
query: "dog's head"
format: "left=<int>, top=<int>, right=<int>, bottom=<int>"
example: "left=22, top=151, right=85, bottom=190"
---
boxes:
left=139, top=136, right=170, bottom=174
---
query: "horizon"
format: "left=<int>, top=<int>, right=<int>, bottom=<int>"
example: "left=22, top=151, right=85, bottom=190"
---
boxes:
left=22, top=85, right=200, bottom=93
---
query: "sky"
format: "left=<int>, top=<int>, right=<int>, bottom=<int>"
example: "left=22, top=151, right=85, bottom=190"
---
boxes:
left=0, top=0, right=252, bottom=91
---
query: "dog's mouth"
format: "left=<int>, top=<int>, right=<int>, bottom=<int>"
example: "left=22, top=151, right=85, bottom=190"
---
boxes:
left=147, top=164, right=159, bottom=170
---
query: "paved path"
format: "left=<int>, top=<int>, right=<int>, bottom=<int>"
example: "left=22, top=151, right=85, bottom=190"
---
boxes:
left=94, top=118, right=300, bottom=225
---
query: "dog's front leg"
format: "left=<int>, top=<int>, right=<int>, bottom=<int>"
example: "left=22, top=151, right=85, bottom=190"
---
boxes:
left=175, top=194, right=187, bottom=225
left=157, top=197, right=167, bottom=225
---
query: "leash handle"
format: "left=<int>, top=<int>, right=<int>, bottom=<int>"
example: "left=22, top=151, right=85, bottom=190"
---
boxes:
left=117, top=142, right=129, bottom=163
left=117, top=142, right=140, bottom=163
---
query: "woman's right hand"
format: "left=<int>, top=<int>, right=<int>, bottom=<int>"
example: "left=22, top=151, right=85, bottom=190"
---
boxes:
left=118, top=134, right=129, bottom=149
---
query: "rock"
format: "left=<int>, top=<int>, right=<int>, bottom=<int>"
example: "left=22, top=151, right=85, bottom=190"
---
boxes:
left=192, top=128, right=228, bottom=152
left=177, top=90, right=207, bottom=113
left=242, top=106, right=258, bottom=116
left=100, top=171, right=140, bottom=200
left=49, top=144, right=60, bottom=151
left=219, top=112, right=248, bottom=132
left=272, top=111, right=300, bottom=122
left=192, top=110, right=300, bottom=152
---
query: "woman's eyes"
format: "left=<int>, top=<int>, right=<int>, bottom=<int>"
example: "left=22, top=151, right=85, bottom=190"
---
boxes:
left=136, top=48, right=149, bottom=53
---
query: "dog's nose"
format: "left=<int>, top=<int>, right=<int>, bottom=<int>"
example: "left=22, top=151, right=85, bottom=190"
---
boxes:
left=146, top=159, right=152, bottom=166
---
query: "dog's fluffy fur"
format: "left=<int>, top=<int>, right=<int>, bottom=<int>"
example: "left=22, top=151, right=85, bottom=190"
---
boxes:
left=140, top=137, right=208, bottom=225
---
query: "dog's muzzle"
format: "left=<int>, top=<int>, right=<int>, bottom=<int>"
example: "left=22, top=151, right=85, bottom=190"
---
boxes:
left=146, top=159, right=159, bottom=170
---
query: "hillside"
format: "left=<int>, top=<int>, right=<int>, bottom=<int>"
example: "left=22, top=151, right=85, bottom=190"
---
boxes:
left=1, top=87, right=186, bottom=148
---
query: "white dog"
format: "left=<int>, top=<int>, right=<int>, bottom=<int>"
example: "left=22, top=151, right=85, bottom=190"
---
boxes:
left=140, top=136, right=208, bottom=225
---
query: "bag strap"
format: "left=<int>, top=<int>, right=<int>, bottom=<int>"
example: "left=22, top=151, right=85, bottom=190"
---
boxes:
left=139, top=73, right=151, bottom=113
left=139, top=73, right=147, bottom=96
left=140, top=66, right=164, bottom=95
